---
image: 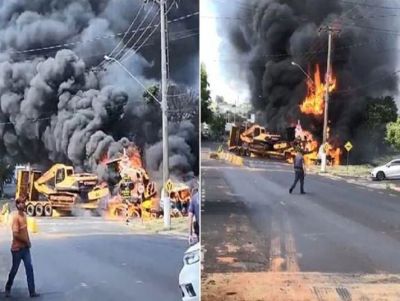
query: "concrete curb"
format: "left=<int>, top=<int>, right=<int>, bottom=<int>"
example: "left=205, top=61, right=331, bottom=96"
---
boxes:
left=390, top=185, right=400, bottom=193
left=216, top=151, right=244, bottom=166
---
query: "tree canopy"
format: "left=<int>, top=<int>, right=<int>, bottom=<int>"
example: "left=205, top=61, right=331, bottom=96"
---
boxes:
left=386, top=118, right=400, bottom=151
left=201, top=63, right=213, bottom=124
left=365, top=96, right=398, bottom=128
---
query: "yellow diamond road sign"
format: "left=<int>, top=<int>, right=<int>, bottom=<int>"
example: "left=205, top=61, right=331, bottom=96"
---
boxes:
left=344, top=141, right=353, bottom=152
left=165, top=179, right=174, bottom=193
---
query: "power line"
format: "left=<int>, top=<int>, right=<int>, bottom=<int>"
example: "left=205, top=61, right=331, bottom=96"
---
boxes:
left=108, top=2, right=145, bottom=58
left=334, top=70, right=400, bottom=95
left=6, top=12, right=198, bottom=57
left=0, top=116, right=54, bottom=126
left=203, top=34, right=391, bottom=62
left=95, top=3, right=151, bottom=70
left=113, top=3, right=158, bottom=61
left=339, top=0, right=400, bottom=9
left=117, top=3, right=170, bottom=64
left=341, top=23, right=400, bottom=35
left=116, top=2, right=177, bottom=66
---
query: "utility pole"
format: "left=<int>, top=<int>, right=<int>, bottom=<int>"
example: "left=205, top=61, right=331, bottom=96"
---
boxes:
left=234, top=97, right=238, bottom=124
left=159, top=0, right=170, bottom=228
left=319, top=25, right=340, bottom=173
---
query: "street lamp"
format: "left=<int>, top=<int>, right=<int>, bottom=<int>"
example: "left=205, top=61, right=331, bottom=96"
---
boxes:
left=104, top=55, right=170, bottom=226
left=291, top=61, right=314, bottom=83
left=104, top=56, right=161, bottom=105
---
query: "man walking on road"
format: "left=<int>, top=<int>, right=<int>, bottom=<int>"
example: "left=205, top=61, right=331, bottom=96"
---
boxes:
left=289, top=150, right=306, bottom=194
left=5, top=197, right=39, bottom=298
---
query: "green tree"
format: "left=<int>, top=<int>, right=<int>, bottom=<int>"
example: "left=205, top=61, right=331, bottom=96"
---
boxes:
left=362, top=96, right=398, bottom=157
left=386, top=118, right=400, bottom=151
left=143, top=85, right=160, bottom=105
left=365, top=96, right=398, bottom=128
left=201, top=63, right=213, bottom=124
left=210, top=113, right=226, bottom=140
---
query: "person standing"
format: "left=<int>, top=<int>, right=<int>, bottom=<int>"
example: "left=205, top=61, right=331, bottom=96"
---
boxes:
left=188, top=182, right=199, bottom=244
left=289, top=150, right=306, bottom=194
left=5, top=197, right=39, bottom=298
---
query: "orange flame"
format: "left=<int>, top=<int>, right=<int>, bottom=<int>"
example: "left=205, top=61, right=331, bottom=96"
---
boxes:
left=300, top=65, right=336, bottom=116
left=123, top=146, right=143, bottom=169
left=99, top=153, right=109, bottom=165
left=288, top=128, right=342, bottom=166
left=326, top=143, right=341, bottom=166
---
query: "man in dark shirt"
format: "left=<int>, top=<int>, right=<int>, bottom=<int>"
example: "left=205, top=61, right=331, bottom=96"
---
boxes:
left=289, top=150, right=306, bottom=194
left=188, top=182, right=199, bottom=244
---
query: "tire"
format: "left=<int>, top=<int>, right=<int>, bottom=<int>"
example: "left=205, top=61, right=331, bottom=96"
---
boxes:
left=35, top=204, right=44, bottom=216
left=44, top=204, right=53, bottom=217
left=26, top=203, right=35, bottom=216
left=377, top=171, right=386, bottom=181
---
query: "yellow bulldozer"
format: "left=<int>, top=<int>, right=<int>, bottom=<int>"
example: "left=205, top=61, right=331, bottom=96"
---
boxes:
left=15, top=164, right=109, bottom=217
left=228, top=123, right=294, bottom=160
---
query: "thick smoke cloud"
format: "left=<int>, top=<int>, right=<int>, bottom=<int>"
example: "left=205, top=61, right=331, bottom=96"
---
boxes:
left=217, top=0, right=399, bottom=160
left=0, top=0, right=199, bottom=182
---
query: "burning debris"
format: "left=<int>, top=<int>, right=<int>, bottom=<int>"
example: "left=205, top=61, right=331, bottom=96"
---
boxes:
left=0, top=0, right=199, bottom=185
left=216, top=0, right=399, bottom=162
left=100, top=146, right=193, bottom=220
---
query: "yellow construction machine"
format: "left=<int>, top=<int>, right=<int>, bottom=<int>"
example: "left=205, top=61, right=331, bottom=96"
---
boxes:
left=105, top=153, right=159, bottom=220
left=15, top=164, right=109, bottom=217
left=228, top=123, right=294, bottom=160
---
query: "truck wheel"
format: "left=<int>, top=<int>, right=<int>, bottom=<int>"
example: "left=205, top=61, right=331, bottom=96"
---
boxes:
left=26, top=204, right=35, bottom=216
left=377, top=171, right=386, bottom=181
left=35, top=204, right=44, bottom=216
left=44, top=204, right=53, bottom=217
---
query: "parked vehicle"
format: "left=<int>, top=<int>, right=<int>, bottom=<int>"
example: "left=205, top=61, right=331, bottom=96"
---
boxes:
left=371, top=159, right=400, bottom=181
left=179, top=242, right=200, bottom=301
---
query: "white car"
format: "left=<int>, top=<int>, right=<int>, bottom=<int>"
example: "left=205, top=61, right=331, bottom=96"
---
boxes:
left=179, top=242, right=200, bottom=301
left=371, top=159, right=400, bottom=181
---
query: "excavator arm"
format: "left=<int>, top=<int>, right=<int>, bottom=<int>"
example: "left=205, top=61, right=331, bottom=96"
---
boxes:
left=33, top=164, right=68, bottom=197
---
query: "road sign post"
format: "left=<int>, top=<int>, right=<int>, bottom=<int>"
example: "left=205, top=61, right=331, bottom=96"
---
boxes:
left=344, top=141, right=353, bottom=172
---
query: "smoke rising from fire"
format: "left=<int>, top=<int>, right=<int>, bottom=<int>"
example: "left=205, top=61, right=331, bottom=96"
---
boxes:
left=215, top=0, right=399, bottom=160
left=0, top=0, right=199, bottom=181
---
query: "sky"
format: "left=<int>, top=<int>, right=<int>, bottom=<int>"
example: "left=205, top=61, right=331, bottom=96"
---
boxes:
left=200, top=0, right=250, bottom=106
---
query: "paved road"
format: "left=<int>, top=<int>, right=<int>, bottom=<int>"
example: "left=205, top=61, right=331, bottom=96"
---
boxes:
left=0, top=217, right=185, bottom=301
left=202, top=144, right=400, bottom=299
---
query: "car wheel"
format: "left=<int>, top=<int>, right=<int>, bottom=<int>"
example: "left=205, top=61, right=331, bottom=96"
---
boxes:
left=377, top=171, right=386, bottom=181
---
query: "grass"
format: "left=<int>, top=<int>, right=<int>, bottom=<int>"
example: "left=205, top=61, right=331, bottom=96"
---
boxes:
left=307, top=164, right=372, bottom=178
left=306, top=153, right=400, bottom=178
left=129, top=216, right=188, bottom=236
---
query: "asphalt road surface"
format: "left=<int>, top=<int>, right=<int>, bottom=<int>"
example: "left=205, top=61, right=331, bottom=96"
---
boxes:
left=202, top=144, right=400, bottom=300
left=0, top=217, right=185, bottom=301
